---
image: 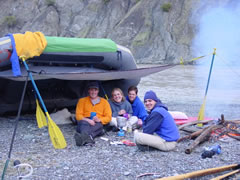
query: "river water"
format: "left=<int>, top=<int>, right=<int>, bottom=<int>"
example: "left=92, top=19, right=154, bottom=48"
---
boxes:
left=137, top=64, right=240, bottom=120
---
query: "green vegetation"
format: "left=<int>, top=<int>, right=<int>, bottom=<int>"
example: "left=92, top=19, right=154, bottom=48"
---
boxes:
left=132, top=31, right=150, bottom=46
left=4, top=16, right=17, bottom=27
left=161, top=3, right=172, bottom=12
left=45, top=0, right=56, bottom=6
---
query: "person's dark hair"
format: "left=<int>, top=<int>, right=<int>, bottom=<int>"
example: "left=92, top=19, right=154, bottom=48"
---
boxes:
left=128, top=86, right=138, bottom=94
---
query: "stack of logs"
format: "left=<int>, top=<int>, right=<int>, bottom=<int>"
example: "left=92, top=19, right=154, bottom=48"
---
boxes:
left=177, top=114, right=240, bottom=154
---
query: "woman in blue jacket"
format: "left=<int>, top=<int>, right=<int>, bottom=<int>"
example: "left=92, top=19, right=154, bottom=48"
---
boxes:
left=134, top=90, right=180, bottom=151
left=126, top=86, right=148, bottom=127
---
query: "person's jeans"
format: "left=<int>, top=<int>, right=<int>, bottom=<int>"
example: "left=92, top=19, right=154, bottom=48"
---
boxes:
left=77, top=120, right=103, bottom=138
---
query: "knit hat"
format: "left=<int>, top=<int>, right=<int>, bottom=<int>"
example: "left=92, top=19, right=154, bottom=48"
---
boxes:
left=144, top=90, right=158, bottom=102
left=87, top=81, right=99, bottom=89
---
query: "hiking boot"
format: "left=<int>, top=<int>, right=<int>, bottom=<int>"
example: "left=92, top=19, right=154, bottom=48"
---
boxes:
left=74, top=132, right=95, bottom=146
left=136, top=144, right=157, bottom=152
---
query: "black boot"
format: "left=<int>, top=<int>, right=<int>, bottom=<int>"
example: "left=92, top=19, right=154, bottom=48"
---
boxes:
left=74, top=132, right=95, bottom=146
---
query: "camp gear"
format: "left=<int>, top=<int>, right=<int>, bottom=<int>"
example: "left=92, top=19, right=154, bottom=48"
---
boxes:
left=201, top=144, right=221, bottom=159
left=21, top=57, right=67, bottom=149
left=117, top=116, right=127, bottom=128
left=121, top=139, right=136, bottom=146
left=118, top=129, right=125, bottom=137
left=13, top=160, right=33, bottom=179
left=117, top=116, right=127, bottom=136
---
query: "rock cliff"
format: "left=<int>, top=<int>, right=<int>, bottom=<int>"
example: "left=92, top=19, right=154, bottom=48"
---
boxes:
left=0, top=0, right=233, bottom=64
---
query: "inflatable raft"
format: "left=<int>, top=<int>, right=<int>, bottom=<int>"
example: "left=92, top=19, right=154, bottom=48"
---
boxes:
left=0, top=32, right=174, bottom=115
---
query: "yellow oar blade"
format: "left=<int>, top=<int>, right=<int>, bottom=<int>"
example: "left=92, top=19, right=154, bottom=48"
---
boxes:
left=46, top=113, right=67, bottom=149
left=36, top=99, right=47, bottom=128
left=197, top=97, right=207, bottom=127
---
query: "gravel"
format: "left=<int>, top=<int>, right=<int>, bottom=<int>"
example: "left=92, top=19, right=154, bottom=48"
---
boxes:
left=0, top=111, right=240, bottom=180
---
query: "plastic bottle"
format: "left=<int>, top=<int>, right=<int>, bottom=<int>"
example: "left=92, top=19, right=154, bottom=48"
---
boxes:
left=118, top=128, right=125, bottom=137
left=201, top=144, right=221, bottom=159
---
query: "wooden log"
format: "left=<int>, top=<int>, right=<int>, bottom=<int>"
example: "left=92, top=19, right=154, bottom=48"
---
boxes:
left=185, top=125, right=222, bottom=154
left=178, top=119, right=214, bottom=130
left=180, top=126, right=201, bottom=133
left=227, top=133, right=240, bottom=141
left=178, top=127, right=208, bottom=143
left=157, top=164, right=240, bottom=180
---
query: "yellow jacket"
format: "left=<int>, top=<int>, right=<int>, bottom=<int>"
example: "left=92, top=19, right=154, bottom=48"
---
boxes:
left=75, top=96, right=112, bottom=125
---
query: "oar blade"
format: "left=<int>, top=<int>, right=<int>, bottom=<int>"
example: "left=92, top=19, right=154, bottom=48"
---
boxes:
left=36, top=99, right=47, bottom=128
left=46, top=113, right=67, bottom=149
left=197, top=98, right=207, bottom=127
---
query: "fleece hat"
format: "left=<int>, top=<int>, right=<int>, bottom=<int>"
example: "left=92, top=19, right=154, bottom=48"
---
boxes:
left=144, top=90, right=158, bottom=102
left=87, top=81, right=99, bottom=89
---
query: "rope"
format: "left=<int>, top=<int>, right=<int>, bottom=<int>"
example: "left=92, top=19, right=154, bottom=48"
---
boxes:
left=1, top=74, right=28, bottom=180
left=215, top=54, right=240, bottom=78
left=15, top=163, right=33, bottom=179
left=180, top=53, right=212, bottom=65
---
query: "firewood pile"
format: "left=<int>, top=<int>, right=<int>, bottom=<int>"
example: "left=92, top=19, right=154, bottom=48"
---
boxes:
left=177, top=114, right=240, bottom=154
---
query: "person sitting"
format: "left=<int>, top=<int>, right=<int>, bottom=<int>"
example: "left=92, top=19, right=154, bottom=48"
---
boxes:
left=108, top=88, right=138, bottom=130
left=74, top=81, right=112, bottom=146
left=126, top=86, right=148, bottom=127
left=134, top=90, right=180, bottom=151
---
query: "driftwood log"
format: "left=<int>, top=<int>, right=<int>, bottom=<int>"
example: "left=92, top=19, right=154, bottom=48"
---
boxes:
left=179, top=114, right=240, bottom=154
left=185, top=125, right=223, bottom=154
left=177, top=127, right=208, bottom=143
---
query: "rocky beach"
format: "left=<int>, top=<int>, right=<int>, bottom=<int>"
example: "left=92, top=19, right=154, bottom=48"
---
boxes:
left=1, top=65, right=240, bottom=180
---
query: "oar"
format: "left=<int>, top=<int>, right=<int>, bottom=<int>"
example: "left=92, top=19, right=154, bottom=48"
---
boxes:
left=1, top=75, right=28, bottom=180
left=157, top=163, right=240, bottom=180
left=197, top=48, right=216, bottom=126
left=99, top=81, right=109, bottom=100
left=21, top=56, right=67, bottom=149
left=35, top=94, right=47, bottom=128
left=211, top=169, right=240, bottom=180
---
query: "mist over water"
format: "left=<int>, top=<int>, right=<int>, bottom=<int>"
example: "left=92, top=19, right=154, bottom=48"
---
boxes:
left=191, top=2, right=240, bottom=118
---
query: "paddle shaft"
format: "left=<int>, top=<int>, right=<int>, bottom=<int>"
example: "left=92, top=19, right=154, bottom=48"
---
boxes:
left=158, top=164, right=240, bottom=180
left=198, top=49, right=216, bottom=122
left=211, top=169, right=240, bottom=180
left=22, top=60, right=66, bottom=149
left=99, top=82, right=109, bottom=100
left=1, top=75, right=28, bottom=180
left=203, top=48, right=216, bottom=97
left=22, top=61, right=48, bottom=114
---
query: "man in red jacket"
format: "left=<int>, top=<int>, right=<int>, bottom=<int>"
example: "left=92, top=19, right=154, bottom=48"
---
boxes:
left=74, top=81, right=112, bottom=146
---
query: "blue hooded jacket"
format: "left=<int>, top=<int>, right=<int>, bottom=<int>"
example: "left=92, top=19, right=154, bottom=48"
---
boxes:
left=126, top=96, right=148, bottom=121
left=143, top=101, right=180, bottom=141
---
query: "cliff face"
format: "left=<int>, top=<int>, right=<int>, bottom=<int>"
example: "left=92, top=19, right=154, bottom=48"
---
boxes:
left=0, top=0, right=217, bottom=64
